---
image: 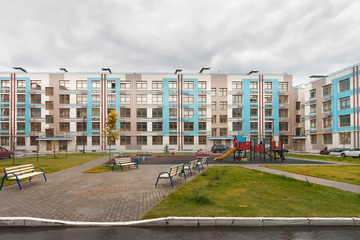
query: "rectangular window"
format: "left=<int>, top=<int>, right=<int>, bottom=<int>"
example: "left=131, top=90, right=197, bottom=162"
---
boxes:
left=311, top=135, right=317, bottom=144
left=310, top=104, right=316, bottom=113
left=59, top=122, right=70, bottom=132
left=120, top=94, right=131, bottom=104
left=279, top=82, right=288, bottom=91
left=31, top=108, right=41, bottom=118
left=92, top=80, right=100, bottom=89
left=310, top=89, right=316, bottom=99
left=199, top=122, right=206, bottom=131
left=76, top=80, right=87, bottom=90
left=265, top=122, right=273, bottom=131
left=232, top=81, right=242, bottom=90
left=323, top=101, right=332, bottom=112
left=310, top=119, right=317, bottom=128
left=339, top=114, right=350, bottom=127
left=265, top=109, right=272, bottom=116
left=120, top=122, right=131, bottom=131
left=92, top=108, right=100, bottom=117
left=45, top=101, right=54, bottom=110
left=279, top=109, right=288, bottom=118
left=323, top=134, right=332, bottom=144
left=92, top=122, right=100, bottom=130
left=296, top=115, right=301, bottom=123
left=232, top=95, right=242, bottom=104
left=183, top=81, right=194, bottom=90
left=220, top=128, right=228, bottom=136
left=91, top=94, right=100, bottom=102
left=137, top=108, right=147, bottom=118
left=120, top=108, right=131, bottom=118
left=199, top=108, right=206, bottom=116
left=76, top=122, right=87, bottom=131
left=211, top=101, right=216, bottom=110
left=220, top=115, right=227, bottom=123
left=17, top=94, right=25, bottom=102
left=184, top=136, right=194, bottom=145
left=1, top=137, right=9, bottom=146
left=169, top=81, right=177, bottom=89
left=211, top=128, right=217, bottom=136
left=60, top=94, right=70, bottom=104
left=30, top=80, right=41, bottom=90
left=77, top=136, right=87, bottom=145
left=120, top=81, right=131, bottom=90
left=120, top=136, right=131, bottom=145
left=219, top=88, right=227, bottom=97
left=1, top=108, right=9, bottom=116
left=183, top=95, right=194, bottom=104
left=17, top=80, right=25, bottom=88
left=250, top=122, right=258, bottom=130
left=323, top=84, right=331, bottom=96
left=265, top=95, right=272, bottom=103
left=152, top=122, right=163, bottom=131
left=279, top=122, right=289, bottom=131
left=199, top=136, right=207, bottom=145
left=211, top=88, right=216, bottom=96
left=184, top=122, right=194, bottom=131
left=233, top=122, right=242, bottom=131
left=76, top=108, right=87, bottom=118
left=137, top=94, right=147, bottom=104
left=1, top=80, right=9, bottom=88
left=169, top=95, right=177, bottom=102
left=76, top=94, right=87, bottom=104
left=17, top=108, right=25, bottom=116
left=45, top=87, right=53, bottom=96
left=339, top=96, right=350, bottom=110
left=198, top=95, right=206, bottom=103
left=279, top=95, right=288, bottom=104
left=152, top=94, right=162, bottom=104
left=184, top=109, right=194, bottom=118
left=219, top=101, right=227, bottom=110
left=31, top=94, right=41, bottom=104
left=339, top=78, right=350, bottom=92
left=45, top=115, right=54, bottom=123
left=250, top=95, right=258, bottom=104
left=1, top=122, right=9, bottom=130
left=59, top=80, right=70, bottom=90
left=169, top=122, right=177, bottom=131
left=296, top=101, right=301, bottom=110
left=152, top=81, right=162, bottom=90
left=340, top=133, right=351, bottom=144
left=211, top=115, right=216, bottom=123
left=198, top=81, right=206, bottom=89
left=92, top=136, right=100, bottom=145
left=17, top=137, right=25, bottom=146
left=31, top=122, right=41, bottom=132
left=30, top=136, right=38, bottom=146
left=152, top=108, right=163, bottom=118
left=233, top=108, right=242, bottom=117
left=107, top=81, right=116, bottom=90
left=152, top=136, right=163, bottom=145
left=264, top=82, right=272, bottom=89
left=107, top=95, right=116, bottom=102
left=137, top=122, right=147, bottom=131
left=136, top=81, right=147, bottom=90
left=170, top=136, right=177, bottom=145
left=323, top=117, right=332, bottom=128
left=250, top=109, right=258, bottom=117
left=137, top=136, right=147, bottom=145
left=250, top=82, right=258, bottom=89
left=60, top=108, right=70, bottom=118
left=17, top=122, right=25, bottom=130
left=169, top=108, right=177, bottom=117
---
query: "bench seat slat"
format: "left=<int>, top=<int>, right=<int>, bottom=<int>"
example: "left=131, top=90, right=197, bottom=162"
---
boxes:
left=4, top=164, right=34, bottom=171
left=7, top=172, right=43, bottom=180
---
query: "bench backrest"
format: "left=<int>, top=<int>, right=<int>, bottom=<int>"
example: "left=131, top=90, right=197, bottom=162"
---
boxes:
left=4, top=164, right=35, bottom=176
left=189, top=160, right=198, bottom=168
left=115, top=157, right=132, bottom=164
left=200, top=157, right=208, bottom=164
left=169, top=164, right=184, bottom=177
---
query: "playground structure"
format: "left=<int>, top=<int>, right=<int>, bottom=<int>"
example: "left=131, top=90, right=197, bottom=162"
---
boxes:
left=214, top=135, right=285, bottom=162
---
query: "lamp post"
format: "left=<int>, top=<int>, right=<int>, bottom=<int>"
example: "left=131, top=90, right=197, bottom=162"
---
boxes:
left=83, top=116, right=86, bottom=153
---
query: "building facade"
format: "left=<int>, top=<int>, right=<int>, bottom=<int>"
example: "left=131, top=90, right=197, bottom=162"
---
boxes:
left=0, top=70, right=295, bottom=153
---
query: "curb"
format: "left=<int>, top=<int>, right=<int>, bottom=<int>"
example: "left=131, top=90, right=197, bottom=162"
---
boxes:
left=0, top=217, right=359, bottom=227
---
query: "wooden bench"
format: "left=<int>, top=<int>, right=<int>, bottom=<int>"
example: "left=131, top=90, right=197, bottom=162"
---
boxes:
left=197, top=157, right=209, bottom=170
left=0, top=164, right=47, bottom=190
left=112, top=157, right=138, bottom=171
left=184, top=159, right=200, bottom=176
left=155, top=163, right=186, bottom=188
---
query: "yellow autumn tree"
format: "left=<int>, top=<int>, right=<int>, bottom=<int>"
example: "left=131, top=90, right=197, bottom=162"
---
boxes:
left=102, top=109, right=122, bottom=151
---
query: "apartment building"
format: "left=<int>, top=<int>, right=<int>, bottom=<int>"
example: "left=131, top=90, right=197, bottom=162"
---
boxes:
left=0, top=70, right=294, bottom=153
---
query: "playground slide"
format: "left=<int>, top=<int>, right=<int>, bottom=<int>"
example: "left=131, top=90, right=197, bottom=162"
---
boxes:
left=264, top=149, right=281, bottom=159
left=214, top=147, right=237, bottom=161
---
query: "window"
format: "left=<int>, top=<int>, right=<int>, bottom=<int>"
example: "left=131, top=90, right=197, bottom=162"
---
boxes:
left=1, top=137, right=9, bottom=146
left=92, top=136, right=100, bottom=145
left=264, top=82, right=272, bottom=89
left=279, top=82, right=288, bottom=91
left=184, top=136, right=194, bottom=145
left=152, top=136, right=163, bottom=145
left=120, top=94, right=131, bottom=104
left=250, top=109, right=258, bottom=117
left=199, top=81, right=206, bottom=89
left=1, top=122, right=9, bottom=130
left=120, top=122, right=131, bottom=131
left=220, top=128, right=228, bottom=136
left=219, top=88, right=227, bottom=97
left=45, top=115, right=54, bottom=123
left=219, top=101, right=227, bottom=110
left=77, top=122, right=87, bottom=131
left=232, top=95, right=242, bottom=104
left=211, top=128, right=217, bottom=136
left=30, top=80, right=41, bottom=90
left=211, top=88, right=216, bottom=96
left=91, top=94, right=100, bottom=103
left=199, top=108, right=206, bottom=116
left=279, top=122, right=289, bottom=131
left=45, top=87, right=53, bottom=96
left=137, top=108, right=147, bottom=118
left=220, top=115, right=227, bottom=123
left=339, top=96, right=350, bottom=110
left=323, top=84, right=331, bottom=96
left=211, top=101, right=216, bottom=110
left=211, top=115, right=216, bottom=123
left=296, top=115, right=301, bottom=123
left=265, top=109, right=272, bottom=116
left=169, top=136, right=177, bottom=145
left=169, top=95, right=177, bottom=102
left=296, top=101, right=301, bottom=110
left=184, top=122, right=194, bottom=131
left=323, top=134, right=332, bottom=144
left=137, top=122, right=147, bottom=131
left=310, top=89, right=316, bottom=99
left=233, top=108, right=242, bottom=117
left=31, top=122, right=41, bottom=132
left=183, top=95, right=194, bottom=104
left=107, top=81, right=116, bottom=90
left=233, top=122, right=242, bottom=131
left=1, top=80, right=9, bottom=88
left=279, top=95, right=288, bottom=104
left=310, top=119, right=317, bottom=128
left=17, top=122, right=25, bottom=130
left=339, top=114, right=350, bottom=127
left=92, top=122, right=100, bottom=130
left=265, top=95, right=272, bottom=103
left=199, top=136, right=207, bottom=145
left=17, top=137, right=25, bottom=146
left=76, top=94, right=87, bottom=104
left=59, top=122, right=70, bottom=132
left=250, top=95, right=258, bottom=104
left=137, top=94, right=147, bottom=104
left=31, top=108, right=41, bottom=118
left=232, top=81, right=242, bottom=90
left=1, top=108, right=9, bottom=116
left=152, top=81, right=162, bottom=90
left=30, top=136, right=38, bottom=146
left=107, top=94, right=116, bottom=102
left=250, top=82, right=258, bottom=89
left=265, top=122, right=273, bottom=131
left=250, top=122, right=258, bottom=130
left=120, top=81, right=131, bottom=90
left=76, top=80, right=87, bottom=90
left=279, top=109, right=289, bottom=118
left=169, top=81, right=177, bottom=89
left=137, top=136, right=147, bottom=145
left=76, top=108, right=87, bottom=118
left=152, top=122, right=163, bottom=131
left=17, top=108, right=25, bottom=116
left=77, top=136, right=87, bottom=145
left=310, top=104, right=316, bottom=113
left=311, top=135, right=317, bottom=144
left=198, top=95, right=206, bottom=103
left=60, top=108, right=70, bottom=118
left=17, top=94, right=25, bottom=102
left=135, top=81, right=147, bottom=90
left=323, top=101, right=332, bottom=112
left=92, top=80, right=100, bottom=89
left=339, top=78, right=350, bottom=92
left=323, top=117, right=332, bottom=128
left=169, top=108, right=177, bottom=117
left=120, top=108, right=131, bottom=117
left=340, top=133, right=351, bottom=144
left=280, top=136, right=289, bottom=144
left=60, top=94, right=70, bottom=104
left=17, top=80, right=25, bottom=88
left=92, top=108, right=100, bottom=116
left=183, top=81, right=194, bottom=90
left=59, top=80, right=70, bottom=90
left=45, top=101, right=54, bottom=110
left=199, top=122, right=206, bottom=131
left=184, top=109, right=194, bottom=118
left=31, top=94, right=41, bottom=104
left=169, top=122, right=177, bottom=130
left=120, top=136, right=131, bottom=145
left=152, top=108, right=163, bottom=118
left=152, top=94, right=162, bottom=104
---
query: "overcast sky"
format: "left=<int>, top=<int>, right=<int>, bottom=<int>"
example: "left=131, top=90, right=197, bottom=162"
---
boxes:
left=0, top=0, right=359, bottom=85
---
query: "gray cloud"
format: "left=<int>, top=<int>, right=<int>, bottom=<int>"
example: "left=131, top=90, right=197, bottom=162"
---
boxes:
left=0, top=0, right=359, bottom=84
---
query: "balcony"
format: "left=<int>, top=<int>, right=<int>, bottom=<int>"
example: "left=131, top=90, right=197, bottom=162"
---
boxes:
left=324, top=112, right=332, bottom=116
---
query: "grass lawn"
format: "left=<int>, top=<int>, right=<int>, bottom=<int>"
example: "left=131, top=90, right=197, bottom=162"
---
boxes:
left=142, top=166, right=360, bottom=219
left=0, top=153, right=107, bottom=187
left=285, top=153, right=360, bottom=164
left=262, top=165, right=360, bottom=185
left=84, top=165, right=113, bottom=173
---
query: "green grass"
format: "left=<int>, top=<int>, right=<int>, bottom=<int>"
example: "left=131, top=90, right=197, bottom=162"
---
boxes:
left=0, top=153, right=107, bottom=187
left=262, top=165, right=360, bottom=185
left=285, top=153, right=360, bottom=164
left=84, top=165, right=113, bottom=173
left=142, top=166, right=360, bottom=219
left=122, top=152, right=194, bottom=156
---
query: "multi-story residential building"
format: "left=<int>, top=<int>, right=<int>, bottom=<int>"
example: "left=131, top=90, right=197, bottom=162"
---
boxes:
left=0, top=69, right=294, bottom=153
left=304, top=63, right=360, bottom=151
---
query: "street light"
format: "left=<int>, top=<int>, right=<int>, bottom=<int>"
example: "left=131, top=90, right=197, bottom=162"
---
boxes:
left=59, top=68, right=68, bottom=72
left=102, top=67, right=112, bottom=74
left=247, top=70, right=259, bottom=75
left=174, top=69, right=182, bottom=74
left=199, top=67, right=210, bottom=73
left=13, top=66, right=27, bottom=73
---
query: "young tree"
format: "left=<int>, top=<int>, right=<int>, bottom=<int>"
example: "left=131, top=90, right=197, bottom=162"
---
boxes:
left=102, top=110, right=122, bottom=159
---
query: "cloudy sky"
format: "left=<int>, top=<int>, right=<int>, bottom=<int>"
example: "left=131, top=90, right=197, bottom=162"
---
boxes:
left=0, top=0, right=359, bottom=85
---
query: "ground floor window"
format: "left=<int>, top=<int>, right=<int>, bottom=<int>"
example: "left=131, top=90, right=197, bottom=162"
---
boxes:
left=137, top=136, right=147, bottom=145
left=198, top=136, right=207, bottom=145
left=280, top=135, right=289, bottom=144
left=92, top=136, right=100, bottom=145
left=311, top=135, right=317, bottom=144
left=152, top=136, right=163, bottom=145
left=184, top=136, right=194, bottom=145
left=30, top=136, right=38, bottom=146
left=1, top=137, right=9, bottom=146
left=169, top=136, right=177, bottom=145
left=17, top=137, right=25, bottom=146
left=77, top=136, right=87, bottom=145
left=323, top=134, right=332, bottom=144
left=339, top=132, right=351, bottom=145
left=120, top=136, right=131, bottom=145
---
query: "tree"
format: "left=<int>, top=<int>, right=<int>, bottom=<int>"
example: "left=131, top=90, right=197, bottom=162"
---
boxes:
left=102, top=110, right=122, bottom=159
left=52, top=140, right=58, bottom=158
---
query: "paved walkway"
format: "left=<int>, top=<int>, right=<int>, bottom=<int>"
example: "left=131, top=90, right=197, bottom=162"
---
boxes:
left=0, top=156, right=359, bottom=223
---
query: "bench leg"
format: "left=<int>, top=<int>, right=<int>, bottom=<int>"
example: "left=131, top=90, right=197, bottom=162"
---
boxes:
left=0, top=176, right=6, bottom=191
left=155, top=176, right=160, bottom=187
left=189, top=168, right=192, bottom=177
left=29, top=177, right=32, bottom=182
left=42, top=173, right=47, bottom=181
left=169, top=176, right=173, bottom=188
left=120, top=165, right=124, bottom=172
left=112, top=163, right=116, bottom=171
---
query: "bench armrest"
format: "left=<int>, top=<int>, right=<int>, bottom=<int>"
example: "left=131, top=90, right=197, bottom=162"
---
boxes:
left=34, top=167, right=46, bottom=173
